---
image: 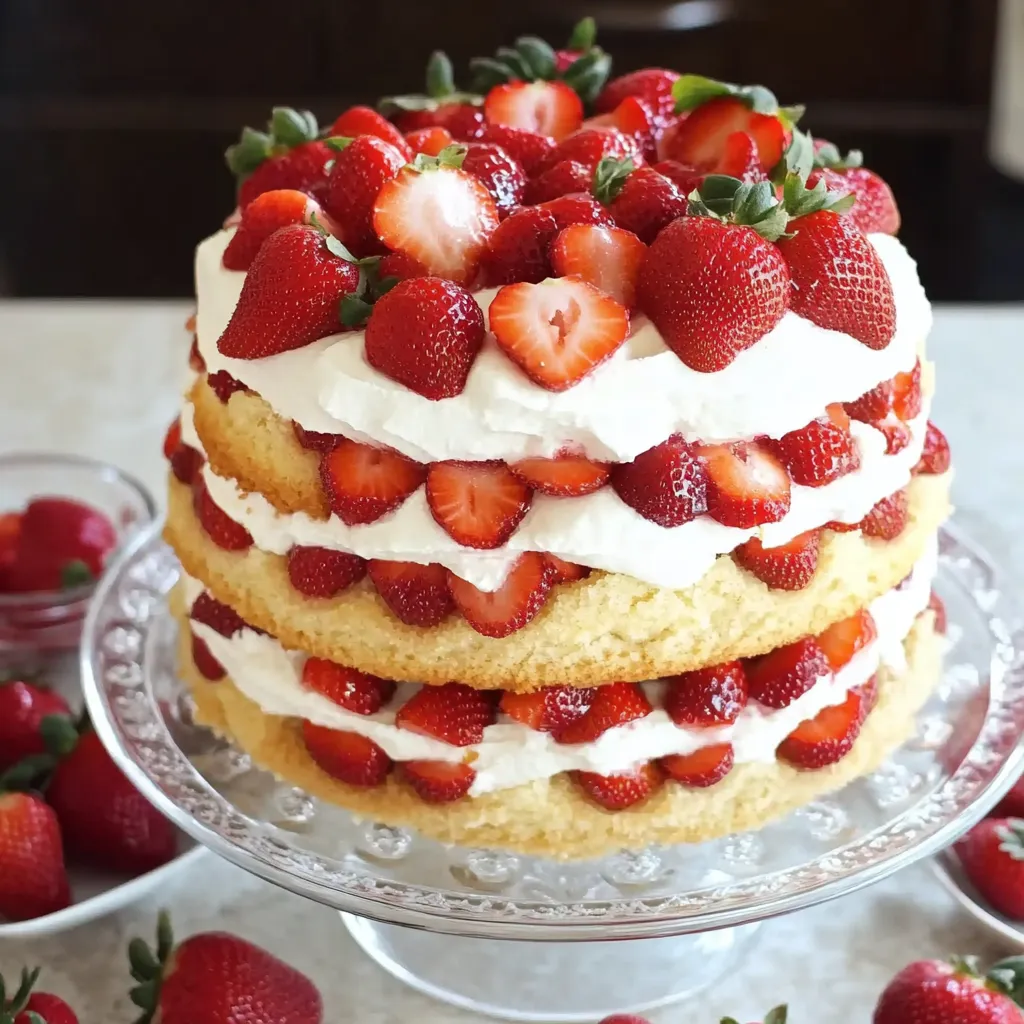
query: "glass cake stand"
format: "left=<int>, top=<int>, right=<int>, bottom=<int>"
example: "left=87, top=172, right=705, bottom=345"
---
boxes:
left=80, top=523, right=1024, bottom=1022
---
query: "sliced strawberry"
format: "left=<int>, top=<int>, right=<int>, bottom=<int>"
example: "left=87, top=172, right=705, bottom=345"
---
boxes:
left=876, top=416, right=912, bottom=456
left=395, top=682, right=495, bottom=746
left=610, top=434, right=708, bottom=528
left=302, top=722, right=392, bottom=787
left=191, top=632, right=225, bottom=681
left=488, top=278, right=630, bottom=391
left=222, top=189, right=323, bottom=271
left=595, top=69, right=681, bottom=132
left=484, top=81, right=583, bottom=141
left=777, top=690, right=864, bottom=769
left=546, top=554, right=591, bottom=583
left=192, top=478, right=253, bottom=551
left=715, top=131, right=768, bottom=182
left=373, top=161, right=500, bottom=284
left=929, top=590, right=947, bottom=635
left=585, top=96, right=657, bottom=163
left=364, top=277, right=486, bottom=400
left=170, top=444, right=203, bottom=487
left=163, top=419, right=182, bottom=461
left=824, top=519, right=861, bottom=534
left=286, top=545, right=367, bottom=598
left=734, top=530, right=820, bottom=591
left=399, top=760, right=475, bottom=803
left=302, top=658, right=395, bottom=715
left=509, top=453, right=610, bottom=497
left=663, top=662, right=747, bottom=726
left=237, top=140, right=334, bottom=210
left=555, top=681, right=652, bottom=744
left=745, top=637, right=830, bottom=709
left=914, top=421, right=951, bottom=476
left=481, top=124, right=557, bottom=176
left=893, top=359, right=923, bottom=421
left=549, top=223, right=646, bottom=307
left=329, top=105, right=413, bottom=160
left=661, top=96, right=785, bottom=173
left=853, top=674, right=879, bottom=714
left=599, top=164, right=688, bottom=246
left=538, top=194, right=615, bottom=231
left=426, top=461, right=532, bottom=549
left=292, top=421, right=344, bottom=453
left=539, top=126, right=642, bottom=174
left=661, top=744, right=734, bottom=788
left=207, top=371, right=250, bottom=404
left=188, top=336, right=205, bottom=373
left=367, top=560, right=454, bottom=627
left=190, top=591, right=248, bottom=638
left=844, top=379, right=894, bottom=423
left=573, top=761, right=662, bottom=810
left=769, top=404, right=859, bottom=487
left=652, top=159, right=704, bottom=196
left=0, top=512, right=22, bottom=574
left=523, top=159, right=594, bottom=205
left=500, top=685, right=595, bottom=732
left=461, top=142, right=527, bottom=213
left=860, top=489, right=909, bottom=541
left=480, top=205, right=560, bottom=286
left=701, top=442, right=791, bottom=529
left=448, top=552, right=552, bottom=638
left=816, top=609, right=877, bottom=672
left=320, top=440, right=427, bottom=525
left=405, top=126, right=456, bottom=157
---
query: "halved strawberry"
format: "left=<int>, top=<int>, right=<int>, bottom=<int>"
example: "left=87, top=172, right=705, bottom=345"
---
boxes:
left=163, top=420, right=182, bottom=461
left=853, top=674, right=879, bottom=714
left=546, top=554, right=591, bottom=583
left=500, top=685, right=595, bottom=732
left=190, top=591, right=248, bottom=638
left=596, top=69, right=681, bottom=131
left=399, top=760, right=475, bottom=803
left=302, top=722, right=392, bottom=787
left=914, top=421, right=951, bottom=476
left=661, top=96, right=785, bottom=173
left=555, top=681, right=652, bottom=744
left=549, top=223, right=646, bottom=307
left=207, top=371, right=249, bottom=404
left=191, top=633, right=225, bottom=681
left=222, top=189, right=324, bottom=271
left=426, top=461, right=532, bottom=549
left=286, top=545, right=367, bottom=598
left=663, top=662, right=747, bottom=726
left=484, top=81, right=583, bottom=141
left=573, top=762, right=662, bottom=810
left=523, top=158, right=594, bottom=205
left=480, top=205, right=560, bottom=286
left=769, top=404, right=859, bottom=488
left=405, top=126, right=455, bottom=157
left=701, top=442, right=791, bottom=528
left=585, top=96, right=657, bottom=163
left=373, top=159, right=500, bottom=284
left=539, top=126, right=641, bottom=174
left=329, top=105, right=413, bottom=160
left=488, top=278, right=630, bottom=391
left=481, top=124, right=557, bottom=176
left=610, top=434, right=708, bottom=528
left=320, top=440, right=427, bottom=525
left=661, top=743, right=734, bottom=788
left=598, top=164, right=688, bottom=245
left=292, top=422, right=344, bottom=453
left=367, top=560, right=454, bottom=627
left=395, top=682, right=495, bottom=746
left=733, top=529, right=820, bottom=591
left=929, top=590, right=947, bottom=634
left=715, top=131, right=767, bottom=182
left=745, top=637, right=830, bottom=709
left=508, top=452, right=610, bottom=497
left=776, top=690, right=863, bottom=769
left=301, top=658, right=396, bottom=715
left=447, top=552, right=552, bottom=638
left=394, top=103, right=487, bottom=141
left=816, top=609, right=877, bottom=672
left=191, top=478, right=253, bottom=551
left=860, top=489, right=909, bottom=541
left=893, top=359, right=923, bottom=421
left=844, top=379, right=894, bottom=423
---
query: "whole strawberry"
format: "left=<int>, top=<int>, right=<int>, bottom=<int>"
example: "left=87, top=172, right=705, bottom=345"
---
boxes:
left=722, top=1009, right=788, bottom=1024
left=128, top=913, right=323, bottom=1024
left=0, top=791, right=70, bottom=922
left=1, top=968, right=78, bottom=1024
left=0, top=679, right=71, bottom=773
left=957, top=818, right=1024, bottom=920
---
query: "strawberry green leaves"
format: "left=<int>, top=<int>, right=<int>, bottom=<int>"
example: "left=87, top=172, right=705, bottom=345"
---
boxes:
left=687, top=177, right=789, bottom=242
left=673, top=74, right=780, bottom=116
left=225, top=107, right=319, bottom=180
left=592, top=155, right=636, bottom=205
left=379, top=51, right=482, bottom=116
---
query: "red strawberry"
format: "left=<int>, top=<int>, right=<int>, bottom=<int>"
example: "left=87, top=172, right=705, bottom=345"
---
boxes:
left=364, top=277, right=486, bottom=400
left=222, top=190, right=324, bottom=271
left=206, top=371, right=249, bottom=404
left=509, top=453, right=610, bottom=497
left=301, top=659, right=395, bottom=715
left=652, top=159, right=704, bottom=196
left=500, top=686, right=595, bottom=732
left=448, top=552, right=553, bottom=637
left=610, top=435, right=708, bottom=528
left=126, top=912, right=323, bottom=1024
left=426, top=461, right=531, bottom=549
left=377, top=250, right=430, bottom=282
left=367, top=560, right=454, bottom=627
left=191, top=633, right=225, bottom=682
left=995, top=776, right=1024, bottom=820
left=596, top=69, right=681, bottom=132
left=405, top=126, right=455, bottom=157
left=808, top=165, right=901, bottom=236
left=395, top=104, right=487, bottom=141
left=480, top=205, right=560, bottom=285
left=663, top=662, right=747, bottom=726
left=302, top=722, right=392, bottom=787
left=398, top=760, right=475, bottom=803
left=573, top=762, right=662, bottom=810
left=396, top=682, right=495, bottom=746
left=286, top=545, right=366, bottom=598
left=637, top=217, right=791, bottom=372
left=586, top=96, right=657, bottom=163
left=163, top=419, right=182, bottom=461
left=845, top=378, right=894, bottom=423
left=0, top=680, right=71, bottom=773
left=291, top=422, right=343, bottom=453
left=734, top=530, right=820, bottom=591
left=320, top=440, right=426, bottom=525
left=893, top=359, right=923, bottom=421
left=776, top=210, right=896, bottom=350
left=854, top=674, right=880, bottom=715
left=769, top=404, right=858, bottom=487
left=555, top=682, right=651, bottom=744
left=169, top=443, right=202, bottom=487
left=323, top=135, right=406, bottom=257
left=716, top=131, right=768, bottom=183
left=745, top=637, right=830, bottom=708
left=661, top=743, right=735, bottom=788
left=461, top=142, right=527, bottom=213
left=237, top=140, right=334, bottom=211
left=484, top=81, right=583, bottom=141
left=661, top=96, right=785, bottom=173
left=191, top=478, right=253, bottom=551
left=329, top=105, right=413, bottom=160
left=47, top=729, right=178, bottom=874
left=915, top=421, right=951, bottom=476
left=373, top=160, right=500, bottom=284
left=0, top=793, right=70, bottom=921
left=482, top=124, right=557, bottom=175
left=702, top=442, right=791, bottom=528
left=777, top=690, right=863, bottom=769
left=523, top=158, right=594, bottom=205
left=546, top=554, right=591, bottom=583
left=0, top=511, right=22, bottom=578
left=817, top=609, right=878, bottom=671
left=216, top=225, right=361, bottom=359
left=488, top=278, right=630, bottom=391
left=875, top=416, right=912, bottom=456
left=2, top=971, right=79, bottom=1024
left=860, top=489, right=909, bottom=541
left=540, top=127, right=642, bottom=174
left=599, top=164, right=687, bottom=245
left=189, top=591, right=248, bottom=638
left=549, top=223, right=646, bottom=307
left=929, top=591, right=948, bottom=635
left=539, top=193, right=616, bottom=231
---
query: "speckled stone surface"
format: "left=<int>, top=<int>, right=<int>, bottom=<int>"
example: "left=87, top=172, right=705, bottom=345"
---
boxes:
left=0, top=302, right=1022, bottom=1022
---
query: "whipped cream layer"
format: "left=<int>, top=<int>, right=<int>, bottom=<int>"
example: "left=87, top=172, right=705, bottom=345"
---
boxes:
left=181, top=400, right=930, bottom=592
left=194, top=228, right=931, bottom=464
left=183, top=540, right=936, bottom=796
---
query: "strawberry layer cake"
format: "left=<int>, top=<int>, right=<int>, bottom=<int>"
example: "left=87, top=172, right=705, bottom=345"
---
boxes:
left=164, top=24, right=952, bottom=858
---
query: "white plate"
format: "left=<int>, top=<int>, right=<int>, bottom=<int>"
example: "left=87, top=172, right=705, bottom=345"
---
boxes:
left=931, top=851, right=1024, bottom=949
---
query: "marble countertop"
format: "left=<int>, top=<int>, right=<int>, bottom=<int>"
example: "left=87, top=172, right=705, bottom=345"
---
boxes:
left=0, top=300, right=1022, bottom=1022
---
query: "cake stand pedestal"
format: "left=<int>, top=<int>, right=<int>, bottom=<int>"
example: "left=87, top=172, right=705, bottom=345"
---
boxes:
left=80, top=525, right=1024, bottom=1022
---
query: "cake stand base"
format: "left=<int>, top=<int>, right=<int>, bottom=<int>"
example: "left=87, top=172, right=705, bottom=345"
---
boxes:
left=342, top=912, right=760, bottom=1022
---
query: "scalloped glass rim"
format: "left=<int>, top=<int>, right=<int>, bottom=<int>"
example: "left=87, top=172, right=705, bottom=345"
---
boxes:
left=80, top=521, right=1024, bottom=941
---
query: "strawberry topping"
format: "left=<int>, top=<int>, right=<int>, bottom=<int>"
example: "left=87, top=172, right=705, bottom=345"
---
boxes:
left=447, top=552, right=553, bottom=638
left=395, top=682, right=496, bottom=746
left=481, top=124, right=557, bottom=176
left=399, top=760, right=475, bottom=803
left=734, top=530, right=820, bottom=591
left=701, top=442, right=791, bottom=528
left=610, top=435, right=708, bottom=527
left=661, top=744, right=735, bottom=788
left=461, top=142, right=527, bottom=213
left=286, top=546, right=367, bottom=598
left=745, top=637, right=830, bottom=709
left=329, top=105, right=414, bottom=160
left=546, top=554, right=591, bottom=583
left=859, top=489, right=909, bottom=541
left=663, top=661, right=748, bottom=726
left=573, top=762, right=662, bottom=810
left=816, top=609, right=878, bottom=672
left=367, top=560, right=454, bottom=627
left=483, top=81, right=584, bottom=141
left=301, top=658, right=395, bottom=715
left=426, top=461, right=532, bottom=549
left=549, top=223, right=646, bottom=307
left=777, top=690, right=863, bottom=770
left=480, top=205, right=560, bottom=285
left=500, top=685, right=596, bottom=733
left=508, top=453, right=610, bottom=497
left=302, top=723, right=392, bottom=787
left=192, top=478, right=253, bottom=551
left=320, top=440, right=427, bottom=526
left=768, top=404, right=859, bottom=487
left=555, top=681, right=651, bottom=744
left=914, top=421, right=951, bottom=475
left=222, top=189, right=323, bottom=271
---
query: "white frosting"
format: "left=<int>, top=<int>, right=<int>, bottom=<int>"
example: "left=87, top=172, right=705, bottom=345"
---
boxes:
left=183, top=539, right=936, bottom=795
left=194, top=228, right=931, bottom=463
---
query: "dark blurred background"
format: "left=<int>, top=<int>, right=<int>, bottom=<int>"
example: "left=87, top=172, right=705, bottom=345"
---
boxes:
left=1, top=0, right=1021, bottom=301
